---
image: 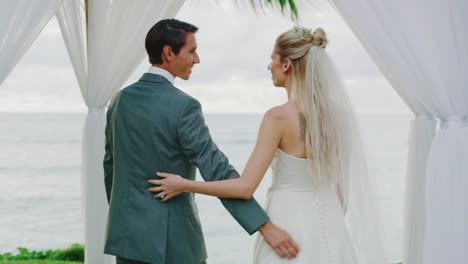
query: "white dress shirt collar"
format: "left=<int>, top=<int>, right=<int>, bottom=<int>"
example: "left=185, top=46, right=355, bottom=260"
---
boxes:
left=147, top=66, right=175, bottom=85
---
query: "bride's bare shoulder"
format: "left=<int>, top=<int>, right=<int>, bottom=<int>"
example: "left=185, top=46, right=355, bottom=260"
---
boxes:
left=267, top=102, right=298, bottom=117
left=262, top=102, right=297, bottom=127
left=264, top=103, right=289, bottom=120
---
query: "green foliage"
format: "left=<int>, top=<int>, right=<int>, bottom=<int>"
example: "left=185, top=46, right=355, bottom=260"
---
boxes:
left=0, top=248, right=50, bottom=261
left=249, top=0, right=299, bottom=20
left=0, top=245, right=83, bottom=263
left=0, top=261, right=81, bottom=264
left=48, top=245, right=83, bottom=262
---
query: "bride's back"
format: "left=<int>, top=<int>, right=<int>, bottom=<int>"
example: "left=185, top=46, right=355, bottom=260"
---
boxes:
left=276, top=101, right=307, bottom=159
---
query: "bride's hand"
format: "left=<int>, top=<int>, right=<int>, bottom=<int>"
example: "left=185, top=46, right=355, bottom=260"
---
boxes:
left=148, top=172, right=187, bottom=202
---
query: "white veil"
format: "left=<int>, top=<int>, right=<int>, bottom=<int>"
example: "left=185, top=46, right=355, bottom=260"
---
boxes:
left=302, top=47, right=389, bottom=263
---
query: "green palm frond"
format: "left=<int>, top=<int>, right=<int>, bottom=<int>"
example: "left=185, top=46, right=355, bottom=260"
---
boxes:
left=249, top=0, right=299, bottom=20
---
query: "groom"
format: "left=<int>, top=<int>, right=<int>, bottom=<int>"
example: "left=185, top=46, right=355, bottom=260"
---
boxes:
left=103, top=19, right=298, bottom=264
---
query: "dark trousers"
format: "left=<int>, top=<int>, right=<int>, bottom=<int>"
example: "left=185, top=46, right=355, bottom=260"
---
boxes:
left=116, top=256, right=207, bottom=264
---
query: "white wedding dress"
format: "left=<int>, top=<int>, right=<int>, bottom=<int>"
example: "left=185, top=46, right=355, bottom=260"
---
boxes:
left=253, top=148, right=358, bottom=264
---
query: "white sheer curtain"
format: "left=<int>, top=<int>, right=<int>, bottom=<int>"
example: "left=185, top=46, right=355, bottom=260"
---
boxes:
left=329, top=0, right=468, bottom=263
left=0, top=0, right=65, bottom=86
left=56, top=0, right=185, bottom=263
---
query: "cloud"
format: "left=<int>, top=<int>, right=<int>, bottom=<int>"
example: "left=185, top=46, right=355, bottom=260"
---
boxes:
left=345, top=76, right=411, bottom=115
left=15, top=18, right=71, bottom=69
left=174, top=0, right=293, bottom=85
left=0, top=66, right=84, bottom=112
left=177, top=78, right=287, bottom=113
left=0, top=0, right=408, bottom=114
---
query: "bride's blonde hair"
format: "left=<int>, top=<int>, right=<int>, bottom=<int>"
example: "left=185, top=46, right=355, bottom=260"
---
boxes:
left=276, top=28, right=387, bottom=262
left=275, top=27, right=338, bottom=184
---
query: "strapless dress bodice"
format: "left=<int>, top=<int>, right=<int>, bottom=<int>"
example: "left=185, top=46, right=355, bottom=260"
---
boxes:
left=270, top=148, right=326, bottom=191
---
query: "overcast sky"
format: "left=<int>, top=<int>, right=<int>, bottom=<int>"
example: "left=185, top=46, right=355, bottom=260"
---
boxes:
left=0, top=0, right=410, bottom=114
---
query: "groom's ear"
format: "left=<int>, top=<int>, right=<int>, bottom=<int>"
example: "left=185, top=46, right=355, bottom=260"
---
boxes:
left=162, top=45, right=174, bottom=62
left=282, top=59, right=292, bottom=72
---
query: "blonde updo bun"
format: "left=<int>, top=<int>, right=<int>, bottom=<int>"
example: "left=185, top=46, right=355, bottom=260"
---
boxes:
left=275, top=26, right=328, bottom=63
left=311, top=27, right=328, bottom=48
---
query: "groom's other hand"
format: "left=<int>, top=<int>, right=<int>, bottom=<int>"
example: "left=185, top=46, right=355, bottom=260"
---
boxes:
left=258, top=221, right=299, bottom=259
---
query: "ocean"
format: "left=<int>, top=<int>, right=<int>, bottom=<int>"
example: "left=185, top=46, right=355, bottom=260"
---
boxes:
left=0, top=113, right=410, bottom=263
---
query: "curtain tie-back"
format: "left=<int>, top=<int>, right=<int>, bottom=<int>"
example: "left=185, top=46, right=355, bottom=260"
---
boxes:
left=440, top=116, right=468, bottom=129
left=87, top=106, right=105, bottom=113
left=414, top=114, right=435, bottom=121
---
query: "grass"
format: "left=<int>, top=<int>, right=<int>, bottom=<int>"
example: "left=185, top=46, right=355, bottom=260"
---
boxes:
left=0, top=245, right=83, bottom=264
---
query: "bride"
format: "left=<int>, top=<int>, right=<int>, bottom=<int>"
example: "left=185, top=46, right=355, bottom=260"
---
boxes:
left=148, top=26, right=384, bottom=263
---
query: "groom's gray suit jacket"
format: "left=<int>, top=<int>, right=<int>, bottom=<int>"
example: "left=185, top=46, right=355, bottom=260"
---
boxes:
left=103, top=73, right=269, bottom=264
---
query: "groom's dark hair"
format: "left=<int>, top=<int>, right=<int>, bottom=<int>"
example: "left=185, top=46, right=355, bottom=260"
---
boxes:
left=145, top=19, right=198, bottom=65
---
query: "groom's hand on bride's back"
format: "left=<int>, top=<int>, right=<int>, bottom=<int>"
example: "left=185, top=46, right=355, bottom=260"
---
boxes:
left=258, top=221, right=299, bottom=259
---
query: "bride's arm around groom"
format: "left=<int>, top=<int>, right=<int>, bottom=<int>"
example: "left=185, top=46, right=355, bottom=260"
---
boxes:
left=175, top=96, right=298, bottom=259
